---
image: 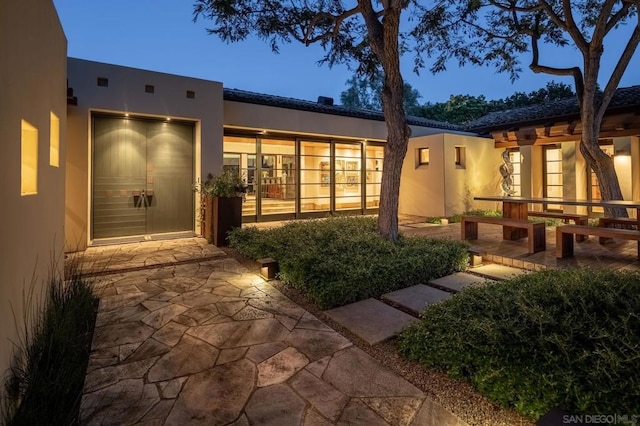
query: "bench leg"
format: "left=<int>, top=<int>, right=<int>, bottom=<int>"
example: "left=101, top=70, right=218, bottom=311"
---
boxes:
left=556, top=227, right=574, bottom=258
left=575, top=218, right=588, bottom=242
left=462, top=220, right=478, bottom=240
left=529, top=225, right=546, bottom=254
left=599, top=236, right=613, bottom=245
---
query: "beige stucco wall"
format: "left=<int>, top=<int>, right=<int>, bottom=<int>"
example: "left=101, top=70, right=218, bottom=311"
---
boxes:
left=224, top=101, right=447, bottom=141
left=66, top=59, right=224, bottom=251
left=0, top=0, right=67, bottom=380
left=399, top=133, right=501, bottom=217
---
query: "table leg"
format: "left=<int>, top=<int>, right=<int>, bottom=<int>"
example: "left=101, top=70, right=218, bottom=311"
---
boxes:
left=503, top=201, right=528, bottom=240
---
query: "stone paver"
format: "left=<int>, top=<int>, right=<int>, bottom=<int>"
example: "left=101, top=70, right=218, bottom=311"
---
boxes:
left=79, top=238, right=431, bottom=425
left=428, top=272, right=494, bottom=292
left=469, top=263, right=530, bottom=281
left=325, top=298, right=419, bottom=345
left=381, top=284, right=452, bottom=316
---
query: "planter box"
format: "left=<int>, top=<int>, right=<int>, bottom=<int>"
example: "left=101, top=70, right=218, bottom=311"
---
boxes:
left=203, top=195, right=242, bottom=246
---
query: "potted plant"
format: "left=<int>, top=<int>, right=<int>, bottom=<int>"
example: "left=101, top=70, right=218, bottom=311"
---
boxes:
left=195, top=170, right=246, bottom=246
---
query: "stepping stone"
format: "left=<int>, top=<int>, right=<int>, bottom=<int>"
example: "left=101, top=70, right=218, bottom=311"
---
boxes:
left=469, top=264, right=529, bottom=281
left=381, top=285, right=452, bottom=316
left=325, top=299, right=418, bottom=345
left=428, top=272, right=494, bottom=293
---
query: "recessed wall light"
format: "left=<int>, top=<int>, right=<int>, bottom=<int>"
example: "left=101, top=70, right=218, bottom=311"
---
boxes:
left=166, top=117, right=171, bottom=121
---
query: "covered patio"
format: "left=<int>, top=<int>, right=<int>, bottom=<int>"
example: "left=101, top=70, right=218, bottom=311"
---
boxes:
left=399, top=216, right=640, bottom=273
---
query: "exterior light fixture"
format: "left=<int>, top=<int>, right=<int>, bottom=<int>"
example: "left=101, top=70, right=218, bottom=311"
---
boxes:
left=166, top=117, right=171, bottom=121
left=615, top=149, right=630, bottom=157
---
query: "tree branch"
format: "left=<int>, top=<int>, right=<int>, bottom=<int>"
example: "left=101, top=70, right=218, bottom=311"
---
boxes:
left=302, top=6, right=362, bottom=45
left=596, top=19, right=640, bottom=123
left=605, top=1, right=634, bottom=34
left=529, top=29, right=584, bottom=104
left=592, top=0, right=618, bottom=45
left=486, top=0, right=543, bottom=13
left=553, top=0, right=588, bottom=52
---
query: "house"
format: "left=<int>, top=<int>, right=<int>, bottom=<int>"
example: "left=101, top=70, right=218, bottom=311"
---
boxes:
left=2, top=0, right=638, bottom=378
left=466, top=89, right=640, bottom=215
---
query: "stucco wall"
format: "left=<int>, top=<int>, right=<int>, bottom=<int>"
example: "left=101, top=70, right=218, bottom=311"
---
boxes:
left=0, top=0, right=67, bottom=380
left=66, top=59, right=224, bottom=251
left=399, top=134, right=501, bottom=217
left=224, top=101, right=446, bottom=141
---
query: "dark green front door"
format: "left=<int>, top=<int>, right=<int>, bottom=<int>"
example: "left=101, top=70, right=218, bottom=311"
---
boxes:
left=92, top=116, right=194, bottom=239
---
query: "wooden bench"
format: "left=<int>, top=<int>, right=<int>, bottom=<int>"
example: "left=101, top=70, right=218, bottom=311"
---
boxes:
left=528, top=211, right=589, bottom=242
left=556, top=225, right=640, bottom=259
left=461, top=216, right=546, bottom=254
left=597, top=217, right=638, bottom=244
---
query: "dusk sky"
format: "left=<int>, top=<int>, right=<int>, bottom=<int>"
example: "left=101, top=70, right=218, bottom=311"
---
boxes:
left=53, top=0, right=640, bottom=105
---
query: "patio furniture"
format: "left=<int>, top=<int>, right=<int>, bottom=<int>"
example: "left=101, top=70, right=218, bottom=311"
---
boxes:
left=461, top=215, right=546, bottom=254
left=556, top=225, right=640, bottom=260
left=597, top=217, right=638, bottom=243
left=527, top=211, right=589, bottom=241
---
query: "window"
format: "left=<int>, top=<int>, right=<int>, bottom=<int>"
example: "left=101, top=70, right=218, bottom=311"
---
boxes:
left=543, top=145, right=563, bottom=211
left=50, top=112, right=59, bottom=167
left=21, top=120, right=38, bottom=195
left=418, top=148, right=429, bottom=166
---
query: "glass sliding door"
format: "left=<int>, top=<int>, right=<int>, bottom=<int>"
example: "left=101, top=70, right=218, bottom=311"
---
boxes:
left=259, top=138, right=296, bottom=215
left=223, top=136, right=257, bottom=216
left=335, top=143, right=362, bottom=210
left=365, top=144, right=384, bottom=209
left=300, top=141, right=331, bottom=212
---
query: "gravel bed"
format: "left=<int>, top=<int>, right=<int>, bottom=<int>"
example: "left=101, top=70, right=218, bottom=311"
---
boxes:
left=221, top=246, right=534, bottom=426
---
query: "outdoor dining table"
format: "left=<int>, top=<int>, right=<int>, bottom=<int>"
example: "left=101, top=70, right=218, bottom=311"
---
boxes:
left=474, top=196, right=640, bottom=240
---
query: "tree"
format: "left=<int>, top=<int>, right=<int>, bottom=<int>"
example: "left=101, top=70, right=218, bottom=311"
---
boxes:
left=416, top=0, right=640, bottom=216
left=416, top=81, right=574, bottom=124
left=194, top=0, right=425, bottom=239
left=340, top=70, right=422, bottom=115
left=420, top=94, right=490, bottom=123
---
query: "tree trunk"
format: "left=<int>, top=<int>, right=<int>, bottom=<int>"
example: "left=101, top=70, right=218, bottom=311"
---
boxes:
left=578, top=76, right=628, bottom=218
left=363, top=0, right=411, bottom=240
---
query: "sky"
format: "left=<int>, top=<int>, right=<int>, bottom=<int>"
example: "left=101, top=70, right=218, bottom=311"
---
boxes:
left=52, top=0, right=640, bottom=105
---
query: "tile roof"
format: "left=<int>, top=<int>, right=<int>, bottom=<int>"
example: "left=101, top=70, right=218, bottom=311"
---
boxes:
left=465, top=85, right=640, bottom=133
left=223, top=88, right=463, bottom=131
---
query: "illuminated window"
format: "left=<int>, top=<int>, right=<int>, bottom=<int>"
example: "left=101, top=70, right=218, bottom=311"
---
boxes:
left=50, top=112, right=59, bottom=167
left=418, top=148, right=429, bottom=166
left=543, top=145, right=563, bottom=211
left=21, top=120, right=38, bottom=195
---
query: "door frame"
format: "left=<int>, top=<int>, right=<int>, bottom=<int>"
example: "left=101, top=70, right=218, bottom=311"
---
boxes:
left=89, top=111, right=198, bottom=244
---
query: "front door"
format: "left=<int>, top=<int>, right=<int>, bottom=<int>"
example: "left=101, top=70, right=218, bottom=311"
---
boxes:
left=92, top=116, right=194, bottom=240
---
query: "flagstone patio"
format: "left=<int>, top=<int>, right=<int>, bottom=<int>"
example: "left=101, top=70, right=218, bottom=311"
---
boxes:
left=79, top=242, right=462, bottom=425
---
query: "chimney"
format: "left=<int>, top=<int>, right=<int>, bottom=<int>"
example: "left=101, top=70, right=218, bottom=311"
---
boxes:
left=317, top=96, right=334, bottom=106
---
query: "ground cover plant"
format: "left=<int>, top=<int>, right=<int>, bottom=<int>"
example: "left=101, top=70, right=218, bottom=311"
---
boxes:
left=228, top=216, right=469, bottom=308
left=1, top=265, right=97, bottom=425
left=426, top=209, right=502, bottom=224
left=398, top=269, right=640, bottom=419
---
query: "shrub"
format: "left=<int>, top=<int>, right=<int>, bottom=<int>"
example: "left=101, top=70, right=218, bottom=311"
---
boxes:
left=448, top=209, right=502, bottom=223
left=228, top=217, right=469, bottom=309
left=398, top=269, right=640, bottom=419
left=2, top=269, right=97, bottom=425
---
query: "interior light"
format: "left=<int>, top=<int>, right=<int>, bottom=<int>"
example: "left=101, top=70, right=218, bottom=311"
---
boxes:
left=615, top=149, right=630, bottom=157
left=125, top=113, right=130, bottom=117
left=166, top=117, right=171, bottom=121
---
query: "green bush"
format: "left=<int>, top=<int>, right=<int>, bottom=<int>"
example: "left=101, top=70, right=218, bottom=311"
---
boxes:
left=228, top=217, right=469, bottom=308
left=2, top=271, right=97, bottom=425
left=448, top=209, right=502, bottom=223
left=398, top=269, right=640, bottom=419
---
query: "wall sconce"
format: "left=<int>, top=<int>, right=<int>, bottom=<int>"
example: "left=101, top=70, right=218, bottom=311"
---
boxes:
left=615, top=149, right=630, bottom=157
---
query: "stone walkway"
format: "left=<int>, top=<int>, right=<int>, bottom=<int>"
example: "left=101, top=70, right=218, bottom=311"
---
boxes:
left=80, top=242, right=444, bottom=425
